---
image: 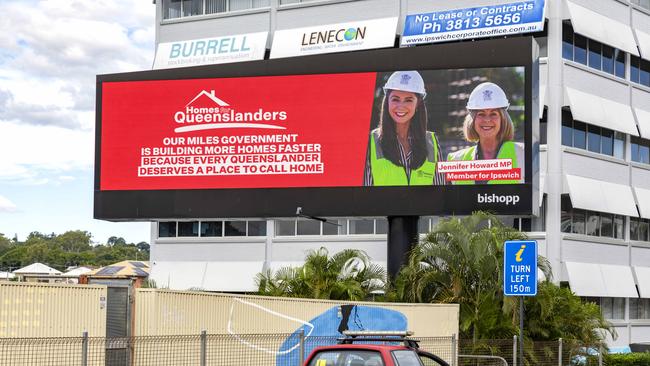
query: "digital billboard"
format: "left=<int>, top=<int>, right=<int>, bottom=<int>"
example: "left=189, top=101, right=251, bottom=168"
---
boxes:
left=95, top=37, right=539, bottom=220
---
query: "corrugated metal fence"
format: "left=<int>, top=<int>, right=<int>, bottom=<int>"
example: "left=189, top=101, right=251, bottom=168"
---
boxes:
left=0, top=282, right=106, bottom=338
left=134, top=289, right=459, bottom=338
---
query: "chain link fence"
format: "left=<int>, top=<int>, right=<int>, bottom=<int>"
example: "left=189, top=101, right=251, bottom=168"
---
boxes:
left=0, top=333, right=605, bottom=366
left=458, top=337, right=606, bottom=366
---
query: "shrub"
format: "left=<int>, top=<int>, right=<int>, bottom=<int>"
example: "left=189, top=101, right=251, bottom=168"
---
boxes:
left=602, top=352, right=650, bottom=366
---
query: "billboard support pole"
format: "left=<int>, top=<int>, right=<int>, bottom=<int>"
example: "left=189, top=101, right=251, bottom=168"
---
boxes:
left=387, top=216, right=419, bottom=280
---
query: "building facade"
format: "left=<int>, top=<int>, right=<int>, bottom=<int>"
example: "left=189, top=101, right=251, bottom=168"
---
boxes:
left=148, top=0, right=650, bottom=348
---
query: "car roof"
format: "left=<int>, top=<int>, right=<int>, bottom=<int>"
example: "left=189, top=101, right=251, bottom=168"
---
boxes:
left=311, top=344, right=411, bottom=352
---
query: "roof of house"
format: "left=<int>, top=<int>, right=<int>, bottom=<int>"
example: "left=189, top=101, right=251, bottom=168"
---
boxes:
left=62, top=266, right=93, bottom=277
left=13, top=263, right=62, bottom=275
left=87, top=261, right=150, bottom=278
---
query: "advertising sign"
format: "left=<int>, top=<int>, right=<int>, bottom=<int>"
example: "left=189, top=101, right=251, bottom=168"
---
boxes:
left=270, top=17, right=398, bottom=59
left=401, top=0, right=545, bottom=47
left=95, top=37, right=538, bottom=219
left=504, top=240, right=538, bottom=296
left=153, top=32, right=268, bottom=69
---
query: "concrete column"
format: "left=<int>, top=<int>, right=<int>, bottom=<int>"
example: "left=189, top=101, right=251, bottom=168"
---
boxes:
left=545, top=0, right=565, bottom=283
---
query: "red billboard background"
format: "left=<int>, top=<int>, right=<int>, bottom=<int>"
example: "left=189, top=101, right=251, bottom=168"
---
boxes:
left=100, top=73, right=377, bottom=190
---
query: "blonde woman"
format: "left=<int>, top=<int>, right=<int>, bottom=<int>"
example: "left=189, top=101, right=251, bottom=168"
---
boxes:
left=447, top=82, right=524, bottom=184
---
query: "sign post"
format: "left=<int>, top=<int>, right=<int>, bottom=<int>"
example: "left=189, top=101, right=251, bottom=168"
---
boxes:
left=504, top=240, right=537, bottom=366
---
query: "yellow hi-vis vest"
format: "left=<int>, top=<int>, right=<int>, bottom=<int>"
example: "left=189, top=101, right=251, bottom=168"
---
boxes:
left=369, top=129, right=439, bottom=186
left=449, top=141, right=519, bottom=185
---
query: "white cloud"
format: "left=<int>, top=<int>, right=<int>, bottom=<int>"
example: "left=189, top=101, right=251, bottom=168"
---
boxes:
left=0, top=195, right=17, bottom=213
left=0, top=0, right=154, bottom=184
left=0, top=120, right=94, bottom=183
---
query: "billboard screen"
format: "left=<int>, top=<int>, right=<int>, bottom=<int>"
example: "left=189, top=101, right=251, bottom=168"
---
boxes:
left=95, top=37, right=538, bottom=219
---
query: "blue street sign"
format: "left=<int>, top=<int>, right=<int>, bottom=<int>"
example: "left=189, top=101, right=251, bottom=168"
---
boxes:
left=504, top=240, right=537, bottom=296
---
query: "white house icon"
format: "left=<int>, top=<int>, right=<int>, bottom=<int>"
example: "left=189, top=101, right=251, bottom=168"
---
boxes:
left=185, top=90, right=230, bottom=107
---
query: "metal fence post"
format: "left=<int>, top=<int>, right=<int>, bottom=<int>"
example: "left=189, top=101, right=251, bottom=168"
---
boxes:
left=558, top=338, right=562, bottom=366
left=200, top=330, right=207, bottom=366
left=81, top=331, right=88, bottom=366
left=451, top=334, right=457, bottom=366
left=299, top=328, right=306, bottom=366
left=513, top=335, right=517, bottom=366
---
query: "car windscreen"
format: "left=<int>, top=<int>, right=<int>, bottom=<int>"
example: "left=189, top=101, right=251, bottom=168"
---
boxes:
left=308, top=349, right=385, bottom=366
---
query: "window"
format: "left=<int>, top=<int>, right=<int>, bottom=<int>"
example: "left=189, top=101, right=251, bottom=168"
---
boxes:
left=164, top=0, right=182, bottom=19
left=163, top=0, right=270, bottom=19
left=561, top=111, right=625, bottom=159
left=630, top=298, right=650, bottom=319
left=349, top=219, right=375, bottom=235
left=178, top=221, right=199, bottom=237
left=562, top=22, right=626, bottom=78
left=248, top=220, right=266, bottom=236
left=631, top=136, right=650, bottom=164
left=323, top=219, right=348, bottom=235
left=560, top=195, right=624, bottom=239
left=631, top=56, right=650, bottom=88
left=297, top=219, right=320, bottom=235
left=201, top=221, right=222, bottom=237
left=539, top=108, right=548, bottom=144
left=418, top=218, right=430, bottom=234
left=276, top=219, right=296, bottom=236
left=631, top=217, right=650, bottom=242
left=158, top=222, right=177, bottom=237
left=375, top=218, right=388, bottom=235
left=225, top=220, right=246, bottom=236
left=158, top=219, right=266, bottom=238
left=601, top=297, right=626, bottom=320
left=573, top=121, right=586, bottom=149
left=275, top=218, right=389, bottom=236
left=632, top=0, right=650, bottom=11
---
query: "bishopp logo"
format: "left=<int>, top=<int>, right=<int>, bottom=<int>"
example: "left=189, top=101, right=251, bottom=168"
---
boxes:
left=173, top=90, right=288, bottom=133
left=477, top=193, right=520, bottom=206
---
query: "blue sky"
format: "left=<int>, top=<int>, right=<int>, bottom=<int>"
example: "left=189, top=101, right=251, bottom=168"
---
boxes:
left=0, top=0, right=155, bottom=244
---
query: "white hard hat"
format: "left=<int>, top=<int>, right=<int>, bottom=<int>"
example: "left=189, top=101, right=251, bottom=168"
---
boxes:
left=466, top=82, right=509, bottom=110
left=383, top=71, right=426, bottom=99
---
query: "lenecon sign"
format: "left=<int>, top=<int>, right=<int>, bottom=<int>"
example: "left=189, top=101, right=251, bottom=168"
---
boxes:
left=401, top=0, right=545, bottom=46
left=153, top=32, right=268, bottom=69
left=270, top=18, right=398, bottom=59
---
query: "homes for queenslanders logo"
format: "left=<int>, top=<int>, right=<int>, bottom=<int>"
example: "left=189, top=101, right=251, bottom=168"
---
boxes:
left=173, top=90, right=288, bottom=133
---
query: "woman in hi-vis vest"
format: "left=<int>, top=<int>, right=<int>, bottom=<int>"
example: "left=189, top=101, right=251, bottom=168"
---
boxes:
left=446, top=82, right=524, bottom=184
left=364, top=71, right=445, bottom=186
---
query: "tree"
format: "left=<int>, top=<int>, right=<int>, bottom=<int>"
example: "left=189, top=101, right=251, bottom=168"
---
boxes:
left=389, top=212, right=613, bottom=346
left=524, top=282, right=613, bottom=346
left=52, top=230, right=92, bottom=253
left=136, top=241, right=150, bottom=253
left=107, top=236, right=127, bottom=246
left=256, top=247, right=385, bottom=301
left=0, top=234, right=11, bottom=257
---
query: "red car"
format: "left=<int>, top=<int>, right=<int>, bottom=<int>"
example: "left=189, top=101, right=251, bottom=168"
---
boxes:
left=303, top=331, right=451, bottom=366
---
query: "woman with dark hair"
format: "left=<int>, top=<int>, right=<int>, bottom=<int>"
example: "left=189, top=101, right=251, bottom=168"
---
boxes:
left=364, top=71, right=445, bottom=186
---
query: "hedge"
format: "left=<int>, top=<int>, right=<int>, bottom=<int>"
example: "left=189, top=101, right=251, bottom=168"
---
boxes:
left=602, top=352, right=650, bottom=365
